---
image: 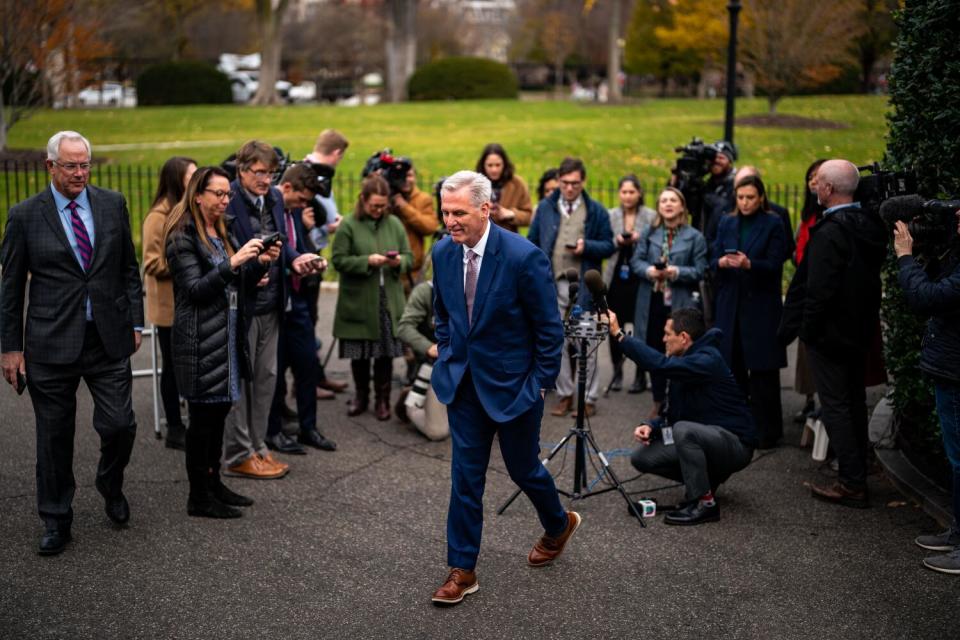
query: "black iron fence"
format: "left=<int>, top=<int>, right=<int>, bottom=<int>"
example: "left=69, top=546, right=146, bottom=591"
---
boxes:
left=0, top=161, right=806, bottom=256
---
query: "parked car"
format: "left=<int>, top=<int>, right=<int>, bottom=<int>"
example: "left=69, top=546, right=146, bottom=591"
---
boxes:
left=76, top=82, right=136, bottom=107
left=288, top=81, right=317, bottom=103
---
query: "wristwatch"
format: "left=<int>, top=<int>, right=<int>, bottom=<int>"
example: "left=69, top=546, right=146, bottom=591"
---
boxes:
left=614, top=329, right=625, bottom=342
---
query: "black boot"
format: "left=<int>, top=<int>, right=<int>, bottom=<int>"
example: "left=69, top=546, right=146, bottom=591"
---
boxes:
left=209, top=473, right=254, bottom=507
left=373, top=357, right=392, bottom=421
left=347, top=359, right=370, bottom=417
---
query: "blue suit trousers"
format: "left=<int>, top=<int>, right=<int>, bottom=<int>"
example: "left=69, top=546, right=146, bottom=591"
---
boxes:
left=446, top=370, right=567, bottom=570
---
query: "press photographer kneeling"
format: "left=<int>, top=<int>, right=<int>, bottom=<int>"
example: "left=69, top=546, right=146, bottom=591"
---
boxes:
left=892, top=204, right=960, bottom=575
left=606, top=308, right=757, bottom=525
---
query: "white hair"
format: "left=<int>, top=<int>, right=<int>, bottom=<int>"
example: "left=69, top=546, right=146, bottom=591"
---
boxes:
left=441, top=170, right=491, bottom=209
left=47, top=131, right=92, bottom=161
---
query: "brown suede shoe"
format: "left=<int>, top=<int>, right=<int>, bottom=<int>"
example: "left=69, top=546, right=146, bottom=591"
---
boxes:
left=431, top=568, right=478, bottom=606
left=225, top=454, right=286, bottom=479
left=528, top=511, right=581, bottom=567
left=810, top=481, right=869, bottom=508
left=550, top=396, right=573, bottom=417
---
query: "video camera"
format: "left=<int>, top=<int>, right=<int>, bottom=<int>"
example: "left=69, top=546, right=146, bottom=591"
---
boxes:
left=672, top=137, right=718, bottom=185
left=362, top=149, right=412, bottom=196
left=880, top=194, right=960, bottom=256
left=857, top=163, right=957, bottom=256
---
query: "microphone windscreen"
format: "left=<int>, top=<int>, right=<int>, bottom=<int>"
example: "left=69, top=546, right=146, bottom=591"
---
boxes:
left=565, top=267, right=580, bottom=283
left=583, top=269, right=605, bottom=296
left=567, top=282, right=579, bottom=300
left=879, top=195, right=924, bottom=225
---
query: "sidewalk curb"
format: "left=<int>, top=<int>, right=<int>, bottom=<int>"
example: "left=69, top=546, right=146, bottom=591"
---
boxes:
left=871, top=397, right=953, bottom=527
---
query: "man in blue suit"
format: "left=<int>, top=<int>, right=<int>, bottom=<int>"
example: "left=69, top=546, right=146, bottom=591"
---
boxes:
left=429, top=171, right=580, bottom=606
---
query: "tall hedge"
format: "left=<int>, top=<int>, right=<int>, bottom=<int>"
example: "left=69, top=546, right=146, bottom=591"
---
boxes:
left=883, top=0, right=960, bottom=477
left=408, top=57, right=518, bottom=101
left=136, top=62, right=232, bottom=106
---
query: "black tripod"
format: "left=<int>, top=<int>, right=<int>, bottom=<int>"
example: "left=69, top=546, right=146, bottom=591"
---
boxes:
left=497, top=314, right=646, bottom=525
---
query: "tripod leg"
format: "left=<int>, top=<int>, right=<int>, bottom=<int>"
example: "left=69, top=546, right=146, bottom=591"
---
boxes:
left=497, top=429, right=576, bottom=516
left=583, top=431, right=647, bottom=527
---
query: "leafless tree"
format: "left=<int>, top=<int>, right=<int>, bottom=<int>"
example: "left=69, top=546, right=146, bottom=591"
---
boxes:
left=385, top=0, right=417, bottom=102
left=251, top=0, right=292, bottom=105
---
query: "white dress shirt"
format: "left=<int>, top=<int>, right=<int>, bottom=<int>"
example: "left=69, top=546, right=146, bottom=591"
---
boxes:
left=462, top=219, right=492, bottom=289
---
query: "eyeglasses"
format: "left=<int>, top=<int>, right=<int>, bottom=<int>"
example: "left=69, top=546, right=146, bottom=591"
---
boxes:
left=242, top=168, right=272, bottom=180
left=559, top=179, right=582, bottom=187
left=203, top=189, right=234, bottom=200
left=53, top=161, right=92, bottom=172
left=367, top=203, right=388, bottom=212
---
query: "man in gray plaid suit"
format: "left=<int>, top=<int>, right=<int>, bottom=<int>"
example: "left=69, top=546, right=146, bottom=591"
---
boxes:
left=0, top=131, right=144, bottom=555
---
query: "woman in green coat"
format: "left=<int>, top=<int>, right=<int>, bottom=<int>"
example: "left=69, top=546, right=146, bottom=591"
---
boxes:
left=332, top=175, right=413, bottom=420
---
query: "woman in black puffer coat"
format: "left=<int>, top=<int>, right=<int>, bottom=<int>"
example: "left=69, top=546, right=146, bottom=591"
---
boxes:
left=162, top=166, right=280, bottom=519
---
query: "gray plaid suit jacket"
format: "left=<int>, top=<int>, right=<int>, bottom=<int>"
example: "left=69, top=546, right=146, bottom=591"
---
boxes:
left=0, top=185, right=144, bottom=364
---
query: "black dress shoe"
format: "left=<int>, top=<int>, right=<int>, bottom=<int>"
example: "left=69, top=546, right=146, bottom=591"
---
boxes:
left=95, top=478, right=130, bottom=525
left=38, top=527, right=71, bottom=556
left=266, top=432, right=307, bottom=455
left=663, top=501, right=720, bottom=526
left=105, top=494, right=130, bottom=525
left=187, top=499, right=242, bottom=519
left=211, top=480, right=254, bottom=507
left=298, top=430, right=337, bottom=451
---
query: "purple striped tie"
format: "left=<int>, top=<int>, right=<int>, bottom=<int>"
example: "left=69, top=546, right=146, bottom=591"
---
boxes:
left=67, top=201, right=93, bottom=270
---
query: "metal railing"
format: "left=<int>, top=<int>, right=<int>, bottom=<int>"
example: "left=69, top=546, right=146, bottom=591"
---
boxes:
left=0, top=161, right=806, bottom=254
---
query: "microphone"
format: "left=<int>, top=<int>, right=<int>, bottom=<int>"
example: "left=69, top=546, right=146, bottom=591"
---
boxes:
left=879, top=195, right=924, bottom=226
left=564, top=267, right=579, bottom=283
left=583, top=269, right=609, bottom=315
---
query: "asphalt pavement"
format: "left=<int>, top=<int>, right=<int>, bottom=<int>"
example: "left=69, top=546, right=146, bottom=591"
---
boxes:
left=1, top=290, right=956, bottom=639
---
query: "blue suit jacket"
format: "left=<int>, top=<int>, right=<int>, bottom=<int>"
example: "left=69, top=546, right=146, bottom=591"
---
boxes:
left=711, top=212, right=787, bottom=371
left=431, top=222, right=563, bottom=422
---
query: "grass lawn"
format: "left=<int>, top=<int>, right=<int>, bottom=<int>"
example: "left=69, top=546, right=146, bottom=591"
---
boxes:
left=2, top=95, right=888, bottom=275
left=5, top=94, right=888, bottom=192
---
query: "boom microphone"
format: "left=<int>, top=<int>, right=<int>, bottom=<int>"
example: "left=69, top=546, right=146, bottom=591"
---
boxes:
left=879, top=195, right=924, bottom=226
left=583, top=269, right=609, bottom=315
left=880, top=195, right=960, bottom=226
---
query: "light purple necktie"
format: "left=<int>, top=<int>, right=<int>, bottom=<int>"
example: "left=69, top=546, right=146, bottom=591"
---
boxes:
left=67, top=201, right=93, bottom=270
left=464, top=249, right=479, bottom=326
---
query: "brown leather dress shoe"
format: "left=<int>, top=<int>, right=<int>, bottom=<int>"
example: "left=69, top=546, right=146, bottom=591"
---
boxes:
left=550, top=396, right=573, bottom=417
left=810, top=481, right=869, bottom=508
left=260, top=452, right=290, bottom=475
left=318, top=378, right=349, bottom=393
left=225, top=454, right=286, bottom=479
left=431, top=568, right=478, bottom=606
left=528, top=511, right=581, bottom=567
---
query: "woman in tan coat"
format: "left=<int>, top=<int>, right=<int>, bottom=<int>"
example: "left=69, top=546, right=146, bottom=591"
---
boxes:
left=475, top=143, right=533, bottom=233
left=142, top=156, right=196, bottom=449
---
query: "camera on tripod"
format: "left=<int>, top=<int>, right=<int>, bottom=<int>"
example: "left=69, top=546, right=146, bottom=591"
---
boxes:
left=362, top=149, right=412, bottom=196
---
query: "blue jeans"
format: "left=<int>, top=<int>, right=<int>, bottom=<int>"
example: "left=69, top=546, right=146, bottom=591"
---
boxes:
left=934, top=382, right=960, bottom=528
